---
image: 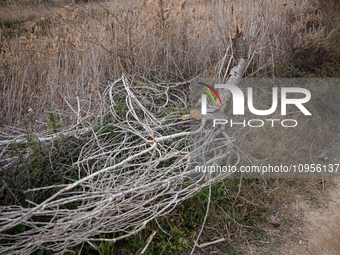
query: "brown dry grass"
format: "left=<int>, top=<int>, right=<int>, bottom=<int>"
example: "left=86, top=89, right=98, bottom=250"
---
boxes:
left=2, top=0, right=339, bottom=128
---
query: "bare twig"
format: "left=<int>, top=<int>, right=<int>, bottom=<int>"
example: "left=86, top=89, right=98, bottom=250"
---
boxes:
left=140, top=230, right=157, bottom=254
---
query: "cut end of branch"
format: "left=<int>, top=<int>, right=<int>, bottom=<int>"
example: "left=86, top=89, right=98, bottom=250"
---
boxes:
left=182, top=114, right=190, bottom=120
left=190, top=109, right=202, bottom=120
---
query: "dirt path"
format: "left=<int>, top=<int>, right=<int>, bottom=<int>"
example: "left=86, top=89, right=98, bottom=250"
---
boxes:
left=280, top=179, right=340, bottom=255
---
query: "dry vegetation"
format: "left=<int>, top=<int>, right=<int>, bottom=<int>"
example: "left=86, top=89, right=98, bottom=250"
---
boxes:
left=0, top=0, right=339, bottom=126
left=0, top=0, right=339, bottom=254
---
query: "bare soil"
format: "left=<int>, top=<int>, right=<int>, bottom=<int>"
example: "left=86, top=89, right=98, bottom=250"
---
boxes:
left=277, top=179, right=340, bottom=255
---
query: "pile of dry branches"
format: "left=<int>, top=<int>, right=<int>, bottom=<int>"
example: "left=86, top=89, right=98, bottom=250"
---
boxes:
left=0, top=63, right=246, bottom=254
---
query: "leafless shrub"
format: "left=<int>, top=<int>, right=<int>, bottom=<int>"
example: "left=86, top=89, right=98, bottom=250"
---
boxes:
left=0, top=73, right=241, bottom=254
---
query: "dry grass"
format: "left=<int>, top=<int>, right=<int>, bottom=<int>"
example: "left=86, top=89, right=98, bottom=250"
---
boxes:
left=2, top=0, right=338, bottom=127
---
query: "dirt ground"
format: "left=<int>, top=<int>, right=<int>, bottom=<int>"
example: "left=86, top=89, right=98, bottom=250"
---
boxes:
left=277, top=179, right=340, bottom=255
